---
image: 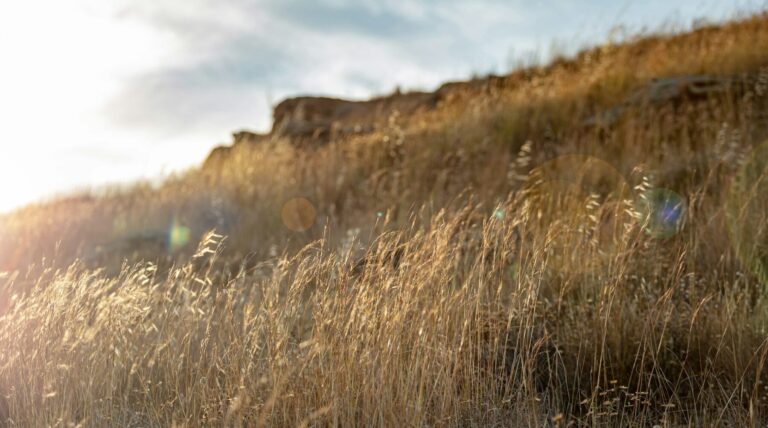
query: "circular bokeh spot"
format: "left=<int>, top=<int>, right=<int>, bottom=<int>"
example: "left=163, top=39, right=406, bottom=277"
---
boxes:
left=726, top=140, right=768, bottom=284
left=637, top=188, right=686, bottom=239
left=281, top=197, right=317, bottom=232
left=168, top=217, right=191, bottom=252
left=523, top=155, right=632, bottom=275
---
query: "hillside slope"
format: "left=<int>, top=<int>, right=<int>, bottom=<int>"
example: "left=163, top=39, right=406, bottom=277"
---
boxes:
left=3, top=13, right=768, bottom=273
left=3, top=12, right=768, bottom=427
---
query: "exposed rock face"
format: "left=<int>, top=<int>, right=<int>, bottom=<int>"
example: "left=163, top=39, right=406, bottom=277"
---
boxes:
left=583, top=75, right=751, bottom=127
left=267, top=75, right=511, bottom=142
left=271, top=92, right=438, bottom=142
left=201, top=72, right=518, bottom=169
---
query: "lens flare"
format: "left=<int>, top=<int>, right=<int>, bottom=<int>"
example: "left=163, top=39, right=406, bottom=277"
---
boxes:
left=281, top=197, right=317, bottom=232
left=168, top=217, right=191, bottom=252
left=524, top=155, right=632, bottom=275
left=726, top=140, right=768, bottom=284
left=638, top=188, right=686, bottom=238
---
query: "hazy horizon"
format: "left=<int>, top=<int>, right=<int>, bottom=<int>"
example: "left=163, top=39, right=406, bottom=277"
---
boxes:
left=0, top=0, right=764, bottom=213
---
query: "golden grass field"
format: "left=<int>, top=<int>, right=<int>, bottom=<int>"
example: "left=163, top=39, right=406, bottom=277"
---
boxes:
left=3, top=12, right=768, bottom=427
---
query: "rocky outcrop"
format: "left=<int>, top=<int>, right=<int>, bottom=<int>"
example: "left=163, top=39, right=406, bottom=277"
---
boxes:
left=271, top=92, right=438, bottom=142
left=202, top=76, right=516, bottom=169
left=201, top=92, right=433, bottom=169
left=265, top=74, right=514, bottom=144
left=583, top=75, right=751, bottom=127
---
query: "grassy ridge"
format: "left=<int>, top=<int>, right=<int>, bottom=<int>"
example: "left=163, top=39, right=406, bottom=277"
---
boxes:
left=1, top=12, right=768, bottom=426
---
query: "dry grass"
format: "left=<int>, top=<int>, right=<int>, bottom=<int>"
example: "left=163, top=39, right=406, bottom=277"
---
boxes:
left=2, top=12, right=768, bottom=427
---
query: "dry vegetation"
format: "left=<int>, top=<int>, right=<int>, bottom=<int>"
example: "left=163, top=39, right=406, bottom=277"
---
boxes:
left=2, top=12, right=768, bottom=427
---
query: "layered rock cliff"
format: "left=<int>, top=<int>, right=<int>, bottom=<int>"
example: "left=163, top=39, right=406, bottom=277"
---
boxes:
left=202, top=75, right=510, bottom=169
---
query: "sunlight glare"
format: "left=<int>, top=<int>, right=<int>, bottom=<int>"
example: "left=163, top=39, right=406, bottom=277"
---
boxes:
left=0, top=0, right=179, bottom=212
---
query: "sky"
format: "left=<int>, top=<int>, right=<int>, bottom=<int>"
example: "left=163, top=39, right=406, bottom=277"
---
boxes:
left=0, top=0, right=764, bottom=213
